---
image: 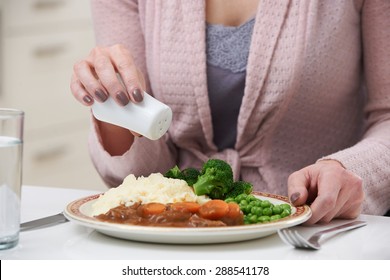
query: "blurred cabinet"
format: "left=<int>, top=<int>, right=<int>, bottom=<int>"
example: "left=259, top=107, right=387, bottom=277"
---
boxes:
left=0, top=0, right=106, bottom=191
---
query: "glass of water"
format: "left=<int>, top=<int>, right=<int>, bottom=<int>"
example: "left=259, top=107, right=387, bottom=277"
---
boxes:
left=0, top=108, right=24, bottom=250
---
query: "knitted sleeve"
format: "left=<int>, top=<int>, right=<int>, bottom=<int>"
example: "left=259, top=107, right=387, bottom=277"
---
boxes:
left=320, top=0, right=390, bottom=215
left=88, top=0, right=177, bottom=187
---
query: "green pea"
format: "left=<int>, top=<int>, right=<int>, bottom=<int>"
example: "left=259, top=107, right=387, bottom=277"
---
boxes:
left=235, top=194, right=247, bottom=202
left=246, top=195, right=257, bottom=202
left=280, top=209, right=291, bottom=218
left=254, top=200, right=262, bottom=207
left=251, top=206, right=263, bottom=216
left=250, top=206, right=257, bottom=214
left=243, top=216, right=252, bottom=225
left=249, top=201, right=258, bottom=207
left=248, top=215, right=258, bottom=224
left=272, top=205, right=282, bottom=215
left=239, top=200, right=248, bottom=206
left=257, top=216, right=271, bottom=223
left=239, top=205, right=245, bottom=213
left=262, top=207, right=273, bottom=216
left=261, top=200, right=272, bottom=208
left=240, top=205, right=250, bottom=215
left=270, top=214, right=282, bottom=221
left=280, top=204, right=292, bottom=211
left=225, top=198, right=235, bottom=203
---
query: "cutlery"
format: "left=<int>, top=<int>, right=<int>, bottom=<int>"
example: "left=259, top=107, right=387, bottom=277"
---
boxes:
left=20, top=212, right=68, bottom=232
left=278, top=220, right=367, bottom=250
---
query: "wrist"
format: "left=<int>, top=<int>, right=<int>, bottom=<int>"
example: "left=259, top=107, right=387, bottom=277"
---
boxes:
left=96, top=117, right=135, bottom=156
left=317, top=158, right=346, bottom=169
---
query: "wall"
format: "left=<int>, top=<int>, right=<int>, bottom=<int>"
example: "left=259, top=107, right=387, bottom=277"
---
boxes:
left=0, top=0, right=107, bottom=191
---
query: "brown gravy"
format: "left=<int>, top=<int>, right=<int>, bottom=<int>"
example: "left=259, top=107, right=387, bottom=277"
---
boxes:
left=95, top=202, right=244, bottom=227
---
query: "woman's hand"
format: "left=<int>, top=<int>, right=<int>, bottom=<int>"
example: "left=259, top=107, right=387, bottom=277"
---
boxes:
left=287, top=160, right=364, bottom=225
left=70, top=44, right=145, bottom=106
left=70, top=44, right=146, bottom=155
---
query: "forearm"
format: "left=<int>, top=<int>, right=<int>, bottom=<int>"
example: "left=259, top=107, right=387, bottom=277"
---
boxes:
left=88, top=116, right=178, bottom=187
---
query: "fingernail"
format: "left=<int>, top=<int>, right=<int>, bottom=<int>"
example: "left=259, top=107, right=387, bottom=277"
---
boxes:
left=83, top=95, right=93, bottom=104
left=94, top=90, right=108, bottom=102
left=115, top=91, right=130, bottom=106
left=290, top=192, right=300, bottom=203
left=131, top=88, right=143, bottom=102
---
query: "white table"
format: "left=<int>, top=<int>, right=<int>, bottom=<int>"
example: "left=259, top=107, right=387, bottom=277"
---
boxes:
left=1, top=185, right=390, bottom=260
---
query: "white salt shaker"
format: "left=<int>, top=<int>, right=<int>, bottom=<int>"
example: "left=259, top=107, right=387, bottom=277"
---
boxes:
left=91, top=92, right=172, bottom=140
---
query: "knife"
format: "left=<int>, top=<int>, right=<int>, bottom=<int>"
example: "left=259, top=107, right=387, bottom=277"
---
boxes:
left=20, top=213, right=68, bottom=232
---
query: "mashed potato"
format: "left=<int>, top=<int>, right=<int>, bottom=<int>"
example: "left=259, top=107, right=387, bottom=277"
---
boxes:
left=91, top=173, right=210, bottom=216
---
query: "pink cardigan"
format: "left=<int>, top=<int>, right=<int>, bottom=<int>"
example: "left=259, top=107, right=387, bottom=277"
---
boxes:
left=88, top=0, right=390, bottom=215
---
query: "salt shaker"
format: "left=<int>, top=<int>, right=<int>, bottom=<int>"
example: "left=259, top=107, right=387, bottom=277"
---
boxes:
left=91, top=92, right=172, bottom=140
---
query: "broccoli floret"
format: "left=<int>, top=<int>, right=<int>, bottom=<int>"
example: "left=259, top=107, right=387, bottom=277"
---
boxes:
left=192, top=159, right=234, bottom=199
left=181, top=168, right=201, bottom=186
left=164, top=165, right=184, bottom=180
left=165, top=165, right=200, bottom=186
left=225, top=181, right=253, bottom=199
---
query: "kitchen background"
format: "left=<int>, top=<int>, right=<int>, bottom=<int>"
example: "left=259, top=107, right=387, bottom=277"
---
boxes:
left=0, top=0, right=106, bottom=191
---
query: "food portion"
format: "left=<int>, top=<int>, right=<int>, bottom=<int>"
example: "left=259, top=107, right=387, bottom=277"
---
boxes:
left=92, top=159, right=292, bottom=227
left=225, top=194, right=292, bottom=224
left=91, top=173, right=210, bottom=216
left=95, top=199, right=244, bottom=227
left=165, top=159, right=248, bottom=199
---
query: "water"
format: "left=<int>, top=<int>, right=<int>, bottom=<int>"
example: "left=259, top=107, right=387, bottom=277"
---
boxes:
left=0, top=136, right=22, bottom=249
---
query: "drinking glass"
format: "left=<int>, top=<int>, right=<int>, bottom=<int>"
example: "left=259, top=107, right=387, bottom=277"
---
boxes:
left=0, top=108, right=24, bottom=250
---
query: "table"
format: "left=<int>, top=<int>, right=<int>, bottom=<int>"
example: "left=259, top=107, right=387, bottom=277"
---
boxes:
left=1, top=185, right=390, bottom=260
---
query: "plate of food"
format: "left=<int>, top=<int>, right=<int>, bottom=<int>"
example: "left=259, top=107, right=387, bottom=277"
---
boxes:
left=64, top=166, right=311, bottom=244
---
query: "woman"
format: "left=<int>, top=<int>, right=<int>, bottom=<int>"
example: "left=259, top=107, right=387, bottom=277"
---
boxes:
left=70, top=0, right=390, bottom=224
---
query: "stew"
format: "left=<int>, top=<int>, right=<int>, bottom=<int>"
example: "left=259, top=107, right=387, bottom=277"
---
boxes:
left=95, top=200, right=244, bottom=227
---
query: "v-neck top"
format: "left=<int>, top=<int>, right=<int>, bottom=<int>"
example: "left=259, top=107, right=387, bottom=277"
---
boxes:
left=206, top=18, right=256, bottom=150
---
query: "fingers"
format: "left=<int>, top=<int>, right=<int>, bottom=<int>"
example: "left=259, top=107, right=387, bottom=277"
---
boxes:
left=93, top=50, right=129, bottom=105
left=70, top=44, right=144, bottom=107
left=287, top=166, right=333, bottom=225
left=70, top=73, right=94, bottom=106
left=307, top=183, right=341, bottom=224
left=337, top=203, right=362, bottom=219
left=288, top=160, right=364, bottom=225
left=287, top=167, right=312, bottom=206
left=110, top=45, right=144, bottom=103
left=72, top=59, right=108, bottom=103
left=322, top=172, right=364, bottom=222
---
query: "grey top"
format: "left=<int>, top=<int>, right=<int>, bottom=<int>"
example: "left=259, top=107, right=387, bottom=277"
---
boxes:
left=206, top=18, right=255, bottom=151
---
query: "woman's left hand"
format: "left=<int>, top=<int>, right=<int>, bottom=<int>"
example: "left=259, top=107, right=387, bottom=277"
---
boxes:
left=287, top=160, right=364, bottom=225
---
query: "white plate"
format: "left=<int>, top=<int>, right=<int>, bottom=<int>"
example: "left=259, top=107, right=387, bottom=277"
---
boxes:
left=64, top=192, right=311, bottom=244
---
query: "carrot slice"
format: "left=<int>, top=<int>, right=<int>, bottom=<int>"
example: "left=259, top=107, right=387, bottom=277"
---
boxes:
left=141, top=203, right=166, bottom=216
left=170, top=202, right=201, bottom=213
left=198, top=200, right=229, bottom=220
left=225, top=202, right=242, bottom=219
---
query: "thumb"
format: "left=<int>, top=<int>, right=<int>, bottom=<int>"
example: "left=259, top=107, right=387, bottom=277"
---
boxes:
left=287, top=168, right=311, bottom=206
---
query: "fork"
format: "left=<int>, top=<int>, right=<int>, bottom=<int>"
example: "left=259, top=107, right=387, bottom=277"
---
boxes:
left=278, top=220, right=367, bottom=250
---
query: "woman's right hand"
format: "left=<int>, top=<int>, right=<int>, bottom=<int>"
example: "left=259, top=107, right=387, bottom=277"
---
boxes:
left=70, top=44, right=145, bottom=107
left=70, top=44, right=146, bottom=155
